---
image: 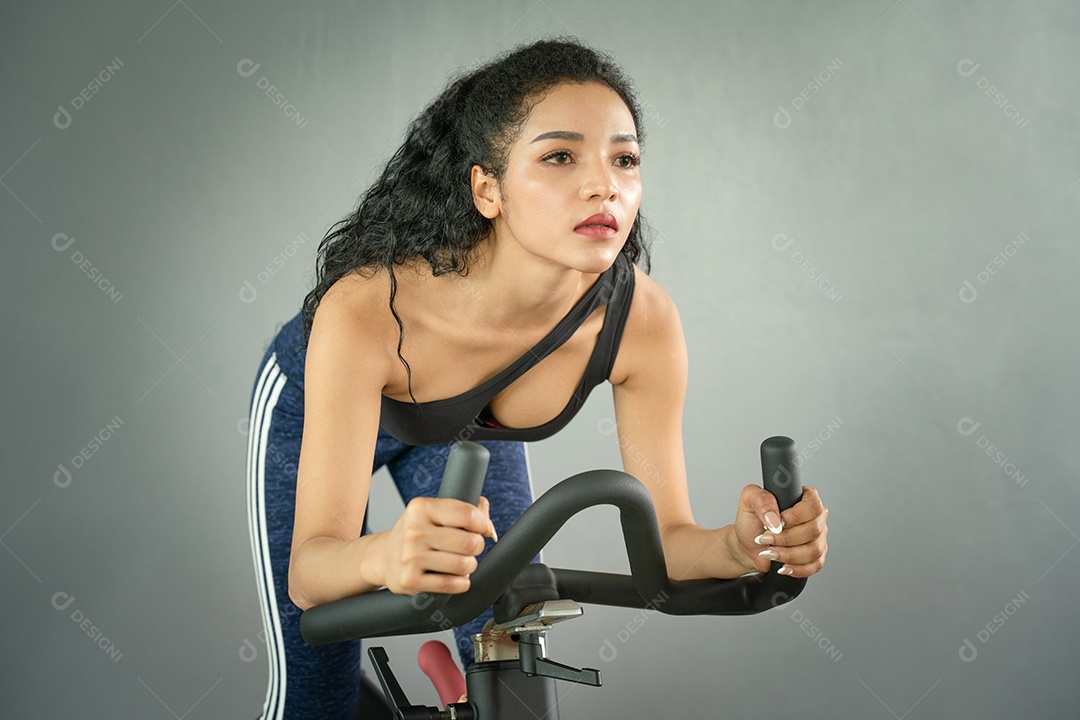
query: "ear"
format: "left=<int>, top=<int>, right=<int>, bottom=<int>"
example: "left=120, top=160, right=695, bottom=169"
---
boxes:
left=470, top=165, right=501, bottom=219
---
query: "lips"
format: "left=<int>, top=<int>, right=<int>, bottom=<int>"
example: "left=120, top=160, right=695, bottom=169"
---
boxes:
left=574, top=213, right=618, bottom=231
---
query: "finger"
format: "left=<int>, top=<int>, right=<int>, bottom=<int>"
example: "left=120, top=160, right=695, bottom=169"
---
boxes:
left=778, top=486, right=826, bottom=529
left=410, top=569, right=472, bottom=595
left=766, top=507, right=829, bottom=548
left=392, top=558, right=473, bottom=595
left=776, top=544, right=828, bottom=579
left=478, top=495, right=497, bottom=541
left=419, top=548, right=481, bottom=578
left=771, top=533, right=827, bottom=566
left=428, top=497, right=491, bottom=535
left=767, top=523, right=828, bottom=573
left=741, top=485, right=782, bottom=534
left=426, top=525, right=488, bottom=558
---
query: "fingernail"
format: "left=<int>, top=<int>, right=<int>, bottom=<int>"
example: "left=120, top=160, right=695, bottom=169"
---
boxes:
left=489, top=520, right=498, bottom=543
left=764, top=512, right=784, bottom=534
left=758, top=549, right=778, bottom=560
left=778, top=565, right=794, bottom=576
left=754, top=533, right=774, bottom=546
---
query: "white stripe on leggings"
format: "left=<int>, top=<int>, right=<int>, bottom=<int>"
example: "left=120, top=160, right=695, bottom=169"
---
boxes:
left=248, top=353, right=288, bottom=720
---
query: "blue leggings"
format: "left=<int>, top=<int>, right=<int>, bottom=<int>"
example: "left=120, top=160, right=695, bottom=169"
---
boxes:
left=246, top=344, right=538, bottom=719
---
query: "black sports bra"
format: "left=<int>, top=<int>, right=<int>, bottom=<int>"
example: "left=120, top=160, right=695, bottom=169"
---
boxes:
left=379, top=251, right=636, bottom=445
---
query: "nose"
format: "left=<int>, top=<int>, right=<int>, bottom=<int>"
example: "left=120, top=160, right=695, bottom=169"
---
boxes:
left=578, top=160, right=619, bottom=202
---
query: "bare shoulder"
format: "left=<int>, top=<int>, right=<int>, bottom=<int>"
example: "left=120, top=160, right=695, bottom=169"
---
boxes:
left=308, top=267, right=398, bottom=380
left=608, top=263, right=687, bottom=387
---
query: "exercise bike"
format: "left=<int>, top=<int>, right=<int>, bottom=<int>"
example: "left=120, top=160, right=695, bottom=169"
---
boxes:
left=300, top=437, right=809, bottom=719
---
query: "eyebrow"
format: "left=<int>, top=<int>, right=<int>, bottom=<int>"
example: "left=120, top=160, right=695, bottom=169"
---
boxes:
left=529, top=130, right=639, bottom=144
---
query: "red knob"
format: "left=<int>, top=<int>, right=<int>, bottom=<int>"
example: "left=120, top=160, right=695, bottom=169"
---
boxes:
left=418, top=640, right=467, bottom=708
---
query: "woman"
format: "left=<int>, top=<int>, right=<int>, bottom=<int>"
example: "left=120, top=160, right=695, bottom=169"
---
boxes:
left=246, top=37, right=829, bottom=719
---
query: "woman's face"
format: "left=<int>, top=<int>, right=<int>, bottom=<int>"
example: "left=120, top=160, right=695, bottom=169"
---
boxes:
left=473, top=81, right=643, bottom=274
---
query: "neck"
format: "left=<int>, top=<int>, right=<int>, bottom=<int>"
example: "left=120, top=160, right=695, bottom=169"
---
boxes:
left=452, top=233, right=600, bottom=335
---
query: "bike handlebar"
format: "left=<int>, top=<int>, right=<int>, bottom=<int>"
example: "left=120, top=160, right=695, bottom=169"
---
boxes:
left=300, top=437, right=806, bottom=646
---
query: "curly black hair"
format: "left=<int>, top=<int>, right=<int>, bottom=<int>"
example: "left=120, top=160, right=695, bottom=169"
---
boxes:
left=299, top=35, right=654, bottom=405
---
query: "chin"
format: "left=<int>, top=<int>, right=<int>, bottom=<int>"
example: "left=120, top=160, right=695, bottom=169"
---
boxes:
left=576, top=241, right=625, bottom=270
left=527, top=236, right=623, bottom=274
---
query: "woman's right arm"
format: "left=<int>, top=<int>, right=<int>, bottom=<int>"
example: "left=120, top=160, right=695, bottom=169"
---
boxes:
left=287, top=279, right=493, bottom=611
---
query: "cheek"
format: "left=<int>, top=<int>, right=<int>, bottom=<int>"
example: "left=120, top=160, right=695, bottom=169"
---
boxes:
left=509, top=171, right=566, bottom=220
left=624, top=180, right=643, bottom=212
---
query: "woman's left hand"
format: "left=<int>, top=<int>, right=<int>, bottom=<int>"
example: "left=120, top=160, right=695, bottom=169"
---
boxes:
left=729, top=483, right=829, bottom=578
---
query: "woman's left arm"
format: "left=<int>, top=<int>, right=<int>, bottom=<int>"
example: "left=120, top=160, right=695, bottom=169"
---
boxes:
left=610, top=278, right=828, bottom=581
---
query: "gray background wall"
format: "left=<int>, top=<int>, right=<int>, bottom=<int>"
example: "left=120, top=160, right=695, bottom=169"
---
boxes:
left=3, top=1, right=1077, bottom=717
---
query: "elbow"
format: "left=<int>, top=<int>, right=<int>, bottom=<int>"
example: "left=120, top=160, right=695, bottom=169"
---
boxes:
left=289, top=588, right=314, bottom=612
left=287, top=560, right=315, bottom=611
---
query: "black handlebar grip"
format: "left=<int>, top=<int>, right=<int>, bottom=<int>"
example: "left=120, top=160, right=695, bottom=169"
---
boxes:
left=437, top=441, right=489, bottom=506
left=760, top=436, right=802, bottom=511
left=299, top=441, right=491, bottom=646
left=755, top=436, right=807, bottom=607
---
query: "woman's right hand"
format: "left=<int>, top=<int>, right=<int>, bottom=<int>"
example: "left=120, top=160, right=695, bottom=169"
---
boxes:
left=379, top=495, right=497, bottom=596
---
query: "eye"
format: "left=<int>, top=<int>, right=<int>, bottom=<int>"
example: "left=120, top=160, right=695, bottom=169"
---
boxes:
left=541, top=150, right=641, bottom=168
left=541, top=150, right=573, bottom=164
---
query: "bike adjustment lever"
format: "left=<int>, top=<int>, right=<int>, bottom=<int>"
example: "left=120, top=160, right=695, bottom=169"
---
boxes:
left=368, top=646, right=457, bottom=719
left=517, top=631, right=602, bottom=687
